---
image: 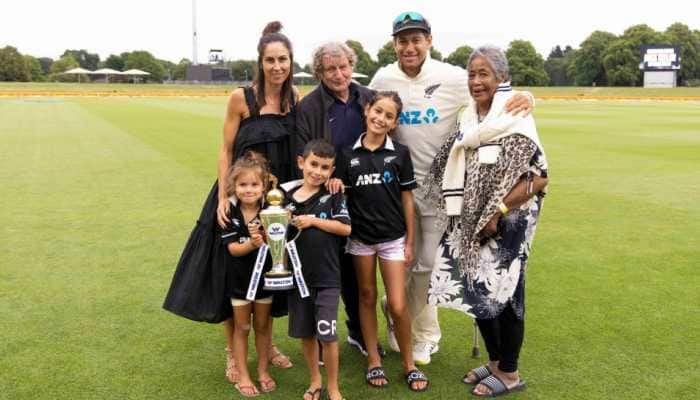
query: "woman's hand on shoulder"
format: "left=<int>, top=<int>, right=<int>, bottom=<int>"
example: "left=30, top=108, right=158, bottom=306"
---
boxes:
left=217, top=199, right=231, bottom=228
left=504, top=92, right=534, bottom=116
left=325, top=178, right=345, bottom=194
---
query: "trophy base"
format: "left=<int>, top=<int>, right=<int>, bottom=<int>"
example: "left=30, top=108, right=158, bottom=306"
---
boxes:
left=263, top=275, right=294, bottom=291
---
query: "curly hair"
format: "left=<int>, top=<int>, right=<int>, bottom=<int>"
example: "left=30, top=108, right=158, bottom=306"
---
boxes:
left=224, top=151, right=273, bottom=199
left=310, top=41, right=358, bottom=80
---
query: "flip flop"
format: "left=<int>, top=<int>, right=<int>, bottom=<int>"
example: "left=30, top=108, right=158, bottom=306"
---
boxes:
left=462, top=365, right=492, bottom=385
left=471, top=375, right=526, bottom=397
left=234, top=383, right=260, bottom=397
left=366, top=366, right=389, bottom=388
left=324, top=388, right=347, bottom=400
left=269, top=345, right=293, bottom=369
left=405, top=369, right=429, bottom=392
left=258, top=377, right=277, bottom=393
left=303, top=387, right=322, bottom=400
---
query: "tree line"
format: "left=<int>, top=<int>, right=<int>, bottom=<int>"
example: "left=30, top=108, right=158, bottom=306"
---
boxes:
left=1, top=22, right=698, bottom=86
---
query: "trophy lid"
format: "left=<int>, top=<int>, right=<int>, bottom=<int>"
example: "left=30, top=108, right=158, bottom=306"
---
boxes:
left=266, top=188, right=284, bottom=206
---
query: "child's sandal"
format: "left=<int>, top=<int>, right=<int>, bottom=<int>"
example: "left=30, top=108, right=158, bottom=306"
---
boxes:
left=258, top=377, right=277, bottom=393
left=234, top=383, right=260, bottom=397
left=405, top=369, right=429, bottom=392
left=268, top=345, right=293, bottom=369
left=366, top=366, right=389, bottom=388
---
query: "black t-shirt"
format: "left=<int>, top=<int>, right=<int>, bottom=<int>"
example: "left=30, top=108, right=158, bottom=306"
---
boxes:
left=280, top=180, right=350, bottom=288
left=219, top=199, right=272, bottom=300
left=336, top=134, right=417, bottom=245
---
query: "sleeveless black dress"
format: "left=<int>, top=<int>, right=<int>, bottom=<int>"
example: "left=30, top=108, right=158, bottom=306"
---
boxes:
left=163, top=87, right=297, bottom=323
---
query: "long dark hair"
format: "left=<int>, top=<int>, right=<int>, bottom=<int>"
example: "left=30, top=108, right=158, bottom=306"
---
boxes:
left=255, top=21, right=295, bottom=113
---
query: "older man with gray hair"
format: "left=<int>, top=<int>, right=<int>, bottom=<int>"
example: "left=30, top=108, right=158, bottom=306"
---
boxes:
left=296, top=41, right=383, bottom=358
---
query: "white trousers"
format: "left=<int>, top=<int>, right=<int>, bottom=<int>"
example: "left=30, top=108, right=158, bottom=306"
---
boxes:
left=406, top=209, right=444, bottom=345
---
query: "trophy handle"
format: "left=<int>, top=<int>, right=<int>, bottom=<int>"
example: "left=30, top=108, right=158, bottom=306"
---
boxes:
left=288, top=227, right=302, bottom=243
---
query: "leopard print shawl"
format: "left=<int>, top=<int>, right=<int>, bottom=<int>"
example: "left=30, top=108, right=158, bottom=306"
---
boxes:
left=422, top=133, right=537, bottom=284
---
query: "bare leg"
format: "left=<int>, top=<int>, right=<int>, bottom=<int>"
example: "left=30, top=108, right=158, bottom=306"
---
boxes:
left=223, top=318, right=239, bottom=382
left=268, top=317, right=293, bottom=369
left=301, top=337, right=323, bottom=399
left=224, top=317, right=235, bottom=351
left=354, top=255, right=387, bottom=386
left=379, top=258, right=426, bottom=391
left=233, top=303, right=258, bottom=396
left=253, top=302, right=274, bottom=391
left=321, top=340, right=343, bottom=400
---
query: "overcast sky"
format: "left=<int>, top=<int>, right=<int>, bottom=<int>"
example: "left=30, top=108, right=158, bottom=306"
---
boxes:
left=2, top=0, right=697, bottom=65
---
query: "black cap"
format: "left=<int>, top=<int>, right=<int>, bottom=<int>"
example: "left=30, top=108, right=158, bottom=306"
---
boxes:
left=392, top=11, right=431, bottom=36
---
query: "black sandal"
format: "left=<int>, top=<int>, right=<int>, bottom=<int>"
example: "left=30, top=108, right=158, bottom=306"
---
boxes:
left=471, top=375, right=526, bottom=397
left=405, top=369, right=429, bottom=392
left=303, top=387, right=322, bottom=400
left=366, top=366, right=389, bottom=388
left=462, top=365, right=492, bottom=385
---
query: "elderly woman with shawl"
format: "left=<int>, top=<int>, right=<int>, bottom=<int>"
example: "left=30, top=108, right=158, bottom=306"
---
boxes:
left=423, top=45, right=549, bottom=398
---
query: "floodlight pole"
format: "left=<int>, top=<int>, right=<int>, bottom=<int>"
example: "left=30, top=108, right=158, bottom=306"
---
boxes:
left=192, top=0, right=198, bottom=65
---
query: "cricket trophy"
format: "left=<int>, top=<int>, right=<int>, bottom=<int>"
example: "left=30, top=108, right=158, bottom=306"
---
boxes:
left=259, top=187, right=296, bottom=291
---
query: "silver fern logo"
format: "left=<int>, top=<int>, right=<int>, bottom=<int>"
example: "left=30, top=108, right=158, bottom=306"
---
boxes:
left=424, top=83, right=441, bottom=98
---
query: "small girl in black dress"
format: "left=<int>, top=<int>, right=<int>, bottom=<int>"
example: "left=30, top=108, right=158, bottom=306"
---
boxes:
left=220, top=152, right=277, bottom=396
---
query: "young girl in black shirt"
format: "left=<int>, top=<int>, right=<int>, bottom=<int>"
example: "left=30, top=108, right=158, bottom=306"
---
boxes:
left=220, top=152, right=277, bottom=396
left=337, top=92, right=429, bottom=392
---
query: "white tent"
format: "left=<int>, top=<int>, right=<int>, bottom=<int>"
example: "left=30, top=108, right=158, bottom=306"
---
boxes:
left=63, top=67, right=92, bottom=83
left=90, top=68, right=122, bottom=83
left=351, top=72, right=368, bottom=78
left=122, top=69, right=150, bottom=76
left=293, top=72, right=313, bottom=78
left=91, top=68, right=122, bottom=75
left=65, top=67, right=92, bottom=74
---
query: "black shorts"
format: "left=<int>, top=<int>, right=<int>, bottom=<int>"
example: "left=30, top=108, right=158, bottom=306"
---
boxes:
left=287, top=287, right=340, bottom=342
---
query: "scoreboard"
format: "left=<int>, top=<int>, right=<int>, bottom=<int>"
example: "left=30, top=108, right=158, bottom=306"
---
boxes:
left=640, top=45, right=680, bottom=87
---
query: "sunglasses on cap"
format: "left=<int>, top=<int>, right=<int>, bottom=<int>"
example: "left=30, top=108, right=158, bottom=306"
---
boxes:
left=393, top=11, right=425, bottom=25
left=392, top=11, right=431, bottom=35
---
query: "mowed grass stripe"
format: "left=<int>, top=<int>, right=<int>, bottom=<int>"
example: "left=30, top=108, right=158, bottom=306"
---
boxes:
left=527, top=100, right=699, bottom=399
left=0, top=98, right=222, bottom=399
left=73, top=97, right=223, bottom=178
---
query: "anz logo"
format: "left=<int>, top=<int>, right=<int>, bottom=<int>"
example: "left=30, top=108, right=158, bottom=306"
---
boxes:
left=399, top=108, right=439, bottom=125
left=356, top=171, right=394, bottom=186
left=382, top=171, right=394, bottom=183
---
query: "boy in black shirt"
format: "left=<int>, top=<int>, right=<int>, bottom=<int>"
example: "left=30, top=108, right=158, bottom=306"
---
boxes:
left=281, top=139, right=351, bottom=400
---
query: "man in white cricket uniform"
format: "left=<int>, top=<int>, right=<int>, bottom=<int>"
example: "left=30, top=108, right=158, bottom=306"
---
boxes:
left=370, top=11, right=533, bottom=365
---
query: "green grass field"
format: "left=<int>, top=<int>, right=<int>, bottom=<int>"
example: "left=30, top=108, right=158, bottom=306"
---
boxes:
left=1, top=93, right=698, bottom=400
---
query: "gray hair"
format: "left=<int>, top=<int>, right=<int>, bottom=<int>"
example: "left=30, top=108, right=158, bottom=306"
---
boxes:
left=311, top=42, right=358, bottom=80
left=468, top=45, right=510, bottom=82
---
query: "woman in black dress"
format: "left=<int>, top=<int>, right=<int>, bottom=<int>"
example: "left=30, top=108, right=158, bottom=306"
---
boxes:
left=163, top=21, right=298, bottom=383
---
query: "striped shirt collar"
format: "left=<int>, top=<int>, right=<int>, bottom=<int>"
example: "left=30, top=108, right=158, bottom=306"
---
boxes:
left=352, top=133, right=395, bottom=151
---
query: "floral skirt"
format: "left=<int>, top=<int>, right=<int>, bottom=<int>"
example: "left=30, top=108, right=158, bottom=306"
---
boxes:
left=427, top=195, right=543, bottom=320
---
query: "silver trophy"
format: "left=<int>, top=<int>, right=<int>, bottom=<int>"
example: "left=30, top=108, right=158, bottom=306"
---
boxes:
left=259, top=188, right=296, bottom=291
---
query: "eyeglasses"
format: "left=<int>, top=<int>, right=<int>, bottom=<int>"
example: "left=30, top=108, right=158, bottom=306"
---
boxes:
left=393, top=11, right=425, bottom=26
